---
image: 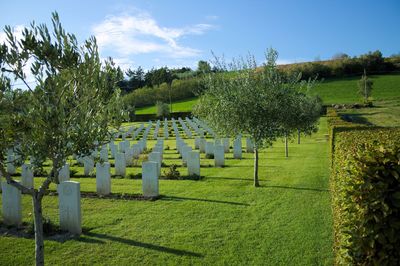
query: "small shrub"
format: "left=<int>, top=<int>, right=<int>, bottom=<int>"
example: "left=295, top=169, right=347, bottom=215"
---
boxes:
left=126, top=173, right=141, bottom=179
left=163, top=164, right=181, bottom=179
left=205, top=154, right=214, bottom=159
left=186, top=174, right=201, bottom=180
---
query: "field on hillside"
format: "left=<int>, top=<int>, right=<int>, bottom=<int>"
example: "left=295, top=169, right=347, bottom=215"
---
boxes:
left=134, top=74, right=400, bottom=117
left=0, top=118, right=333, bottom=265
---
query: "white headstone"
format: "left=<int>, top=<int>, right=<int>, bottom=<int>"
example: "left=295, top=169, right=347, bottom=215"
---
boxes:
left=21, top=163, right=34, bottom=188
left=109, top=142, right=117, bottom=158
left=205, top=142, right=215, bottom=157
left=199, top=138, right=206, bottom=153
left=125, top=147, right=134, bottom=166
left=96, top=162, right=111, bottom=195
left=59, top=163, right=70, bottom=183
left=100, top=146, right=109, bottom=162
left=2, top=182, right=22, bottom=225
left=115, top=152, right=126, bottom=177
left=6, top=154, right=15, bottom=175
left=195, top=137, right=200, bottom=149
left=187, top=151, right=200, bottom=176
left=83, top=156, right=94, bottom=176
left=233, top=137, right=242, bottom=159
left=214, top=144, right=225, bottom=167
left=58, top=181, right=82, bottom=234
left=148, top=152, right=161, bottom=177
left=142, top=161, right=159, bottom=197
left=223, top=138, right=230, bottom=153
left=246, top=137, right=254, bottom=153
left=182, top=145, right=192, bottom=166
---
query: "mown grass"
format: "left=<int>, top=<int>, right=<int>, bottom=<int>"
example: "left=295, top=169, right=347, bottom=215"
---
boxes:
left=135, top=98, right=198, bottom=115
left=134, top=73, right=400, bottom=115
left=0, top=118, right=333, bottom=265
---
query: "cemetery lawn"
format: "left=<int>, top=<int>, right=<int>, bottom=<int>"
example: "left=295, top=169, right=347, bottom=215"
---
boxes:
left=136, top=97, right=198, bottom=115
left=0, top=118, right=333, bottom=265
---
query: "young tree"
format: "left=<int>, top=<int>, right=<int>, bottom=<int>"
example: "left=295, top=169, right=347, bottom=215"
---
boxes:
left=358, top=69, right=373, bottom=104
left=0, top=12, right=124, bottom=265
left=156, top=101, right=170, bottom=118
left=194, top=49, right=321, bottom=186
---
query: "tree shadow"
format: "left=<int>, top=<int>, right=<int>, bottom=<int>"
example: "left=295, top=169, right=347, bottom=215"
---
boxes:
left=160, top=195, right=250, bottom=206
left=79, top=232, right=203, bottom=257
left=261, top=184, right=329, bottom=192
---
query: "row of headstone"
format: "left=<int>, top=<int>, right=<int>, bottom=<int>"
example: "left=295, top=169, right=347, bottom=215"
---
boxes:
left=176, top=137, right=200, bottom=176
left=153, top=120, right=160, bottom=139
left=163, top=119, right=169, bottom=139
left=178, top=118, right=192, bottom=138
left=186, top=117, right=204, bottom=137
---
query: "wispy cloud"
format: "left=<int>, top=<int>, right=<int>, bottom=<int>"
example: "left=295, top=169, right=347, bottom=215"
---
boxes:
left=92, top=10, right=214, bottom=61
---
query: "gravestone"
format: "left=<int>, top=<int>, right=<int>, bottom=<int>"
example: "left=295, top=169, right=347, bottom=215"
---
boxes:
left=214, top=144, right=225, bottom=167
left=21, top=163, right=34, bottom=188
left=115, top=152, right=126, bottom=177
left=58, top=181, right=82, bottom=234
left=6, top=154, right=15, bottom=175
left=246, top=137, right=254, bottom=153
left=182, top=146, right=192, bottom=166
left=148, top=152, right=161, bottom=177
left=83, top=156, right=94, bottom=176
left=205, top=142, right=215, bottom=157
left=109, top=141, right=117, bottom=158
left=199, top=138, right=206, bottom=153
left=1, top=182, right=22, bottom=225
left=195, top=137, right=200, bottom=149
left=223, top=138, right=230, bottom=153
left=142, top=161, right=159, bottom=197
left=96, top=162, right=111, bottom=195
left=125, top=147, right=134, bottom=166
left=59, top=163, right=70, bottom=183
left=233, top=137, right=242, bottom=159
left=99, top=146, right=109, bottom=162
left=187, top=151, right=200, bottom=176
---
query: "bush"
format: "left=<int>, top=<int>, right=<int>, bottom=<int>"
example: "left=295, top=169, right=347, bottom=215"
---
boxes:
left=156, top=101, right=170, bottom=118
left=330, top=122, right=400, bottom=264
left=163, top=164, right=181, bottom=179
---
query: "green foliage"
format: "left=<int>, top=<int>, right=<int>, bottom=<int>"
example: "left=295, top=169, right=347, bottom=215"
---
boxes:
left=197, top=60, right=212, bottom=74
left=156, top=101, right=170, bottom=118
left=163, top=164, right=181, bottom=179
left=331, top=128, right=400, bottom=265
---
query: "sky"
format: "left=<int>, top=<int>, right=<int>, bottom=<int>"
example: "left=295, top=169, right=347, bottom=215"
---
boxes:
left=1, top=0, right=399, bottom=75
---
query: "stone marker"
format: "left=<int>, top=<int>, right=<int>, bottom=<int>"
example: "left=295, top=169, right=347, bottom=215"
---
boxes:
left=246, top=137, right=254, bottom=153
left=6, top=154, right=15, bottom=175
left=142, top=161, right=159, bottom=197
left=115, top=152, right=126, bottom=177
left=195, top=137, right=200, bottom=149
left=199, top=138, right=206, bottom=153
left=59, top=163, right=70, bottom=183
left=214, top=144, right=225, bottom=167
left=58, top=181, right=82, bottom=234
left=96, top=162, right=111, bottom=195
left=2, top=182, right=22, bottom=225
left=100, top=146, right=109, bottom=162
left=83, top=156, right=94, bottom=176
left=125, top=147, right=134, bottom=166
left=21, top=163, right=34, bottom=188
left=109, top=141, right=117, bottom=158
left=223, top=138, right=230, bottom=153
left=187, top=151, right=200, bottom=176
left=148, top=152, right=161, bottom=177
left=205, top=142, right=215, bottom=157
left=182, top=146, right=192, bottom=166
left=233, top=137, right=242, bottom=159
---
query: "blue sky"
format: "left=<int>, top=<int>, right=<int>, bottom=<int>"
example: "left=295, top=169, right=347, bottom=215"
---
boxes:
left=1, top=0, right=399, bottom=73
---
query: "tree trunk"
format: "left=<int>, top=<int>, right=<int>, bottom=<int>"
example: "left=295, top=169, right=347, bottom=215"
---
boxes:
left=32, top=192, right=45, bottom=266
left=285, top=132, right=289, bottom=158
left=254, top=146, right=259, bottom=187
left=297, top=129, right=301, bottom=144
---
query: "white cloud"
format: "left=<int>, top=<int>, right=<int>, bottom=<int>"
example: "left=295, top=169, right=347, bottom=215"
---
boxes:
left=92, top=10, right=214, bottom=60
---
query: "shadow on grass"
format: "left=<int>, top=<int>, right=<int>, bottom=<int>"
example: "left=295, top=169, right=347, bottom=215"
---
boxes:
left=160, top=195, right=250, bottom=206
left=80, top=232, right=203, bottom=257
left=261, top=185, right=329, bottom=192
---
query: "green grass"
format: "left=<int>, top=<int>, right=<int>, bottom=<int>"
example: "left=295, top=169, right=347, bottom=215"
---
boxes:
left=0, top=118, right=333, bottom=265
left=136, top=98, right=198, bottom=115
left=134, top=73, right=400, bottom=116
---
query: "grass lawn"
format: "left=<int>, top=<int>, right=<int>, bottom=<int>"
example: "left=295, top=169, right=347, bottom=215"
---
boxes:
left=136, top=98, right=198, bottom=115
left=0, top=118, right=333, bottom=265
left=133, top=73, right=400, bottom=115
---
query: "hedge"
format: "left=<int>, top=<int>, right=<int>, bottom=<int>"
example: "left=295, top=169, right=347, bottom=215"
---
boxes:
left=328, top=108, right=400, bottom=264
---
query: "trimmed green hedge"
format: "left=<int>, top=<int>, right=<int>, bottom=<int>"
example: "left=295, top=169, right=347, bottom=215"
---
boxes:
left=328, top=108, right=400, bottom=264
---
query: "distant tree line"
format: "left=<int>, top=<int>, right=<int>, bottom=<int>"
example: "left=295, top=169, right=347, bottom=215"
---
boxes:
left=279, top=50, right=400, bottom=80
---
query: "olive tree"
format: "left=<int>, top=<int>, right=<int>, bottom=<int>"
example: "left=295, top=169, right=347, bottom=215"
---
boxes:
left=0, top=12, right=124, bottom=265
left=358, top=69, right=373, bottom=104
left=194, top=49, right=321, bottom=187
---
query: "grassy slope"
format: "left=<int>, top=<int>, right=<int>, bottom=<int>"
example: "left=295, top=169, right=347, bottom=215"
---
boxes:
left=134, top=74, right=400, bottom=114
left=136, top=98, right=198, bottom=115
left=0, top=118, right=333, bottom=265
